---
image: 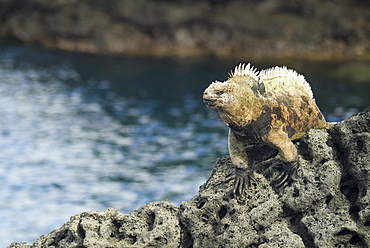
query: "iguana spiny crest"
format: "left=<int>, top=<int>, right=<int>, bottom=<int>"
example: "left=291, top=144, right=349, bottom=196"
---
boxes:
left=203, top=63, right=329, bottom=195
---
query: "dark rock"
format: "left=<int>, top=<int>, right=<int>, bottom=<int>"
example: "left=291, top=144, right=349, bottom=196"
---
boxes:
left=0, top=0, right=369, bottom=59
left=8, top=107, right=370, bottom=247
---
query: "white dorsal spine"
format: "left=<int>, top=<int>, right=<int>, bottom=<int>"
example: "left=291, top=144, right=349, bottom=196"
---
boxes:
left=227, top=63, right=313, bottom=99
left=259, top=66, right=313, bottom=98
left=229, top=63, right=259, bottom=81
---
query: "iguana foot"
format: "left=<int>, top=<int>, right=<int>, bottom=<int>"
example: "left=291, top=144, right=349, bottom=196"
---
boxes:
left=274, top=161, right=298, bottom=188
left=225, top=167, right=256, bottom=196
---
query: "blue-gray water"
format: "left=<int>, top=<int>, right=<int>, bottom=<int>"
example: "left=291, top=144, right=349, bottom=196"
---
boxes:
left=1, top=39, right=369, bottom=246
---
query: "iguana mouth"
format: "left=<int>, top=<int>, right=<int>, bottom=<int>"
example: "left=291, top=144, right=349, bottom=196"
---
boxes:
left=203, top=98, right=217, bottom=107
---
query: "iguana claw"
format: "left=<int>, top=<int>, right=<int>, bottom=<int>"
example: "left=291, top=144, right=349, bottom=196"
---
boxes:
left=225, top=167, right=256, bottom=196
left=274, top=161, right=298, bottom=188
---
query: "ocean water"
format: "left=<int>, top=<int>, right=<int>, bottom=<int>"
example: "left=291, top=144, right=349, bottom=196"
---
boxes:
left=1, top=39, right=369, bottom=246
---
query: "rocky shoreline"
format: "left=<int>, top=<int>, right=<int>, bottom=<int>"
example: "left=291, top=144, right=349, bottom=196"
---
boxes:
left=0, top=0, right=369, bottom=60
left=9, top=107, right=370, bottom=247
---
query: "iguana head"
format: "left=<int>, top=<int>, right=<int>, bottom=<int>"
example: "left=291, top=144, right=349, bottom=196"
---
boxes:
left=203, top=63, right=262, bottom=126
left=203, top=80, right=237, bottom=110
left=203, top=63, right=259, bottom=109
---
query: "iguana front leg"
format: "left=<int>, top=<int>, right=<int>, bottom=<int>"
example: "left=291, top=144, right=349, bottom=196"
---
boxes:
left=263, top=129, right=299, bottom=187
left=227, top=129, right=255, bottom=196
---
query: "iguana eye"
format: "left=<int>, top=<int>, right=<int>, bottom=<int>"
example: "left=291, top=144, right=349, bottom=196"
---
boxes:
left=215, top=90, right=224, bottom=96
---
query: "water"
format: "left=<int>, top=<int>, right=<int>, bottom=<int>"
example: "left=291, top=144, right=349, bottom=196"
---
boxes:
left=1, top=39, right=369, bottom=246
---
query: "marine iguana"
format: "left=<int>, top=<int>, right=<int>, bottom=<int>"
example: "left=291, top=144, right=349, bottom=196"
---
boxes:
left=203, top=63, right=329, bottom=196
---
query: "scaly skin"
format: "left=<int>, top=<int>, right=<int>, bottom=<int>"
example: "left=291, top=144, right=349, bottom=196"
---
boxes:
left=203, top=63, right=329, bottom=196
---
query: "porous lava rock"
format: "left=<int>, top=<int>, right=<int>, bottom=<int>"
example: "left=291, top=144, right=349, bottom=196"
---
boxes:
left=8, top=107, right=370, bottom=247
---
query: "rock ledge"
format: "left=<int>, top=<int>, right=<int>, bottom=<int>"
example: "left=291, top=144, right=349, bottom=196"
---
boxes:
left=9, top=107, right=370, bottom=247
left=1, top=0, right=369, bottom=59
